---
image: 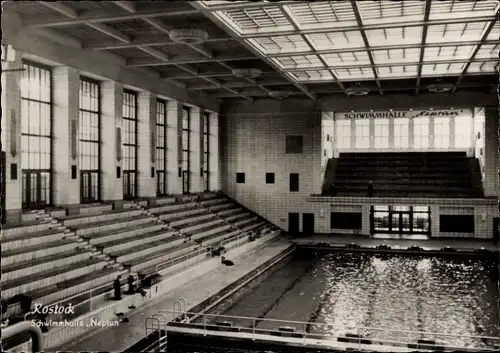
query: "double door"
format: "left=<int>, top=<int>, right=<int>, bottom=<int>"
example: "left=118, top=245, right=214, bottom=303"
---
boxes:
left=22, top=170, right=50, bottom=209
left=81, top=171, right=99, bottom=203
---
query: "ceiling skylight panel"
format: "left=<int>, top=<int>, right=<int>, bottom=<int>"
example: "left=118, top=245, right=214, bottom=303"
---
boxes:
left=429, top=0, right=500, bottom=19
left=293, top=70, right=333, bottom=81
left=424, top=45, right=476, bottom=61
left=333, top=67, right=374, bottom=80
left=376, top=65, right=418, bottom=79
left=321, top=51, right=371, bottom=67
left=372, top=48, right=421, bottom=65
left=426, top=22, right=490, bottom=43
left=486, top=23, right=500, bottom=40
left=466, top=61, right=497, bottom=73
left=306, top=31, right=365, bottom=50
left=275, top=55, right=323, bottom=69
left=220, top=7, right=292, bottom=34
left=249, top=35, right=309, bottom=55
left=287, top=2, right=357, bottom=29
left=357, top=1, right=425, bottom=25
left=421, top=62, right=465, bottom=76
left=474, top=44, right=500, bottom=60
left=366, top=27, right=423, bottom=46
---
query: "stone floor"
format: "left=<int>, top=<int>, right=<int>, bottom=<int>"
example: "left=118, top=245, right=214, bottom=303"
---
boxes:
left=291, top=233, right=498, bottom=251
left=53, top=238, right=291, bottom=353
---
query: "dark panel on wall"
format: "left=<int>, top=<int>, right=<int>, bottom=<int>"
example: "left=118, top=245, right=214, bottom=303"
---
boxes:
left=116, top=166, right=121, bottom=179
left=266, top=173, right=275, bottom=184
left=116, top=128, right=122, bottom=162
left=71, top=120, right=77, bottom=160
left=10, top=109, right=16, bottom=157
left=440, top=215, right=474, bottom=233
left=286, top=135, right=303, bottom=154
left=331, top=212, right=362, bottom=230
left=236, top=172, right=245, bottom=184
left=71, top=165, right=77, bottom=179
left=493, top=218, right=499, bottom=241
left=10, top=163, right=17, bottom=180
left=290, top=173, right=299, bottom=192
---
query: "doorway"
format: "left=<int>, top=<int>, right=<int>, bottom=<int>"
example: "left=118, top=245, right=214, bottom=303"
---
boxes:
left=494, top=218, right=499, bottom=242
left=81, top=171, right=99, bottom=203
left=370, top=205, right=431, bottom=236
left=22, top=170, right=50, bottom=209
left=288, top=212, right=300, bottom=234
left=123, top=171, right=136, bottom=200
left=302, top=213, right=315, bottom=234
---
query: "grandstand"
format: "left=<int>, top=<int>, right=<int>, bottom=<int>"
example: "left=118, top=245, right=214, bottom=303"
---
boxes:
left=1, top=0, right=498, bottom=352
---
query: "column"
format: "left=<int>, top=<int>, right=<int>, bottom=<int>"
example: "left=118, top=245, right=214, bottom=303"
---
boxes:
left=52, top=66, right=79, bottom=205
left=430, top=205, right=440, bottom=237
left=166, top=100, right=182, bottom=194
left=428, top=114, right=434, bottom=149
left=190, top=106, right=202, bottom=193
left=449, top=115, right=455, bottom=150
left=101, top=80, right=123, bottom=201
left=369, top=117, right=375, bottom=149
left=209, top=112, right=220, bottom=191
left=1, top=49, right=22, bottom=222
left=388, top=117, right=395, bottom=149
left=137, top=91, right=156, bottom=198
left=408, top=112, right=414, bottom=150
left=483, top=108, right=498, bottom=197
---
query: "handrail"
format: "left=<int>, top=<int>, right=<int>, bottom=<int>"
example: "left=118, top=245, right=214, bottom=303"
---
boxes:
left=155, top=247, right=209, bottom=274
left=2, top=321, right=43, bottom=353
left=162, top=310, right=500, bottom=351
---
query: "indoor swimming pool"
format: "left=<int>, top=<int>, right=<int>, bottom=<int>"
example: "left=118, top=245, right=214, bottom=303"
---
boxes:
left=196, top=249, right=499, bottom=350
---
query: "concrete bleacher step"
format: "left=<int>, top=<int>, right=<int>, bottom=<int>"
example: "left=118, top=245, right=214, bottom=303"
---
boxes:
left=240, top=220, right=266, bottom=233
left=110, top=234, right=187, bottom=263
left=218, top=208, right=244, bottom=217
left=2, top=258, right=107, bottom=298
left=234, top=216, right=260, bottom=228
left=226, top=212, right=251, bottom=222
left=190, top=223, right=232, bottom=241
left=199, top=198, right=227, bottom=207
left=1, top=250, right=89, bottom=282
left=149, top=200, right=198, bottom=215
left=61, top=208, right=143, bottom=227
left=2, top=220, right=55, bottom=237
left=159, top=206, right=205, bottom=222
left=85, top=222, right=166, bottom=245
left=21, top=210, right=45, bottom=222
left=209, top=202, right=235, bottom=212
left=72, top=214, right=154, bottom=237
left=150, top=196, right=177, bottom=206
left=98, top=228, right=178, bottom=254
left=1, top=239, right=79, bottom=266
left=1, top=228, right=68, bottom=251
left=169, top=212, right=213, bottom=228
left=199, top=192, right=218, bottom=201
left=198, top=229, right=241, bottom=247
left=179, top=218, right=224, bottom=234
left=127, top=242, right=200, bottom=274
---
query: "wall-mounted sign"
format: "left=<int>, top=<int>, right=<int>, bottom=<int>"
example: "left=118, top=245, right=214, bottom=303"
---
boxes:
left=335, top=109, right=471, bottom=120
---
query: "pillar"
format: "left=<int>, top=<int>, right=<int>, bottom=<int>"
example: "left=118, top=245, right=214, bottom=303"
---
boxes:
left=1, top=49, right=22, bottom=222
left=483, top=107, right=498, bottom=197
left=52, top=66, right=79, bottom=205
left=137, top=91, right=156, bottom=198
left=190, top=106, right=202, bottom=193
left=166, top=100, right=182, bottom=194
left=101, top=80, right=123, bottom=201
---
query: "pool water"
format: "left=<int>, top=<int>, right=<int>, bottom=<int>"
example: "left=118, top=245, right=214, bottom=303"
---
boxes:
left=203, top=249, right=499, bottom=349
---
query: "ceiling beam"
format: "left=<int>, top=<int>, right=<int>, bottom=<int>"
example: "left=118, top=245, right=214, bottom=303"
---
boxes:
left=113, top=1, right=136, bottom=13
left=269, top=40, right=499, bottom=58
left=452, top=19, right=498, bottom=93
left=85, top=35, right=234, bottom=50
left=37, top=1, right=78, bottom=19
left=350, top=0, right=383, bottom=95
left=126, top=55, right=258, bottom=67
left=279, top=58, right=498, bottom=72
left=239, top=15, right=497, bottom=38
left=162, top=71, right=279, bottom=80
left=190, top=80, right=293, bottom=90
left=87, top=23, right=131, bottom=43
left=415, top=0, right=432, bottom=95
left=138, top=46, right=170, bottom=61
left=201, top=1, right=308, bottom=12
left=24, top=8, right=200, bottom=28
left=189, top=1, right=317, bottom=100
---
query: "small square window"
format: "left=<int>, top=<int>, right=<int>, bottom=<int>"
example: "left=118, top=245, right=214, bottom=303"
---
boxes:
left=236, top=172, right=245, bottom=184
left=266, top=173, right=275, bottom=184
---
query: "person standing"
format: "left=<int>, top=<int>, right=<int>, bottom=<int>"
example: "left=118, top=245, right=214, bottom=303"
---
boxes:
left=113, top=276, right=122, bottom=300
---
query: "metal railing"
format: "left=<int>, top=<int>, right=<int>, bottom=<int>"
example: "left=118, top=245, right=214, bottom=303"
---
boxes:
left=2, top=321, right=43, bottom=353
left=159, top=310, right=500, bottom=352
left=155, top=247, right=210, bottom=274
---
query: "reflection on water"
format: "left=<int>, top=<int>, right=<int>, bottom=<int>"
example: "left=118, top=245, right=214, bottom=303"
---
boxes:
left=206, top=250, right=499, bottom=349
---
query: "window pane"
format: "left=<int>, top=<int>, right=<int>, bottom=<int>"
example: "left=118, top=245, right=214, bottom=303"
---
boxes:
left=335, top=120, right=351, bottom=149
left=374, top=119, right=389, bottom=149
left=413, top=117, right=429, bottom=149
left=355, top=120, right=369, bottom=149
left=393, top=118, right=409, bottom=148
left=434, top=117, right=450, bottom=148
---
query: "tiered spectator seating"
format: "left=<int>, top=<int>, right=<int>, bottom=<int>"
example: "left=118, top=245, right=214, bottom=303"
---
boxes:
left=1, top=215, right=125, bottom=319
left=325, top=152, right=483, bottom=198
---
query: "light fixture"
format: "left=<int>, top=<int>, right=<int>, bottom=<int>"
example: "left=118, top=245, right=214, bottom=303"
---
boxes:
left=345, top=86, right=370, bottom=96
left=232, top=68, right=262, bottom=79
left=268, top=91, right=291, bottom=99
left=169, top=29, right=209, bottom=45
left=427, top=83, right=454, bottom=93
